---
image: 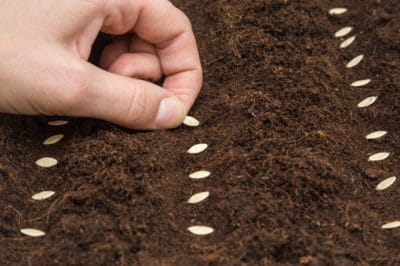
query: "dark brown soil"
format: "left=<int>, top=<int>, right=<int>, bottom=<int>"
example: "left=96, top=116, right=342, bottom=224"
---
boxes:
left=1, top=0, right=400, bottom=265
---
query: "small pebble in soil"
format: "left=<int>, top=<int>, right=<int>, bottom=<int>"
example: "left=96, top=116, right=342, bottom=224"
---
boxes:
left=376, top=176, right=396, bottom=191
left=48, top=120, right=69, bottom=126
left=334, top=26, right=353, bottom=38
left=366, top=131, right=387, bottom=140
left=187, top=191, right=210, bottom=204
left=351, top=79, right=371, bottom=87
left=187, top=225, right=214, bottom=235
left=329, top=8, right=348, bottom=15
left=368, top=152, right=390, bottom=162
left=346, top=55, right=364, bottom=68
left=187, top=143, right=208, bottom=154
left=381, top=221, right=400, bottom=230
left=32, top=191, right=55, bottom=200
left=340, top=36, right=356, bottom=48
left=189, top=170, right=211, bottom=179
left=357, top=96, right=378, bottom=108
left=183, top=116, right=200, bottom=127
left=35, top=157, right=58, bottom=168
left=20, top=228, right=46, bottom=237
left=43, top=134, right=64, bottom=145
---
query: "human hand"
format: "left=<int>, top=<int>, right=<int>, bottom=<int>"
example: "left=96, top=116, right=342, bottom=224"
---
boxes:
left=0, top=0, right=202, bottom=129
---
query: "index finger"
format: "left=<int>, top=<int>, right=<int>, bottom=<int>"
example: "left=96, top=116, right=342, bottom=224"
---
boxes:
left=101, top=0, right=203, bottom=111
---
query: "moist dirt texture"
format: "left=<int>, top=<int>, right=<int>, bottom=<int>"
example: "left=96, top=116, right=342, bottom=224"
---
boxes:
left=1, top=0, right=400, bottom=265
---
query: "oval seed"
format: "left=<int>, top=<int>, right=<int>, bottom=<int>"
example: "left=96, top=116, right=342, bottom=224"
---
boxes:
left=366, top=131, right=387, bottom=140
left=351, top=79, right=371, bottom=87
left=329, top=8, right=348, bottom=15
left=340, top=36, right=356, bottom=49
left=376, top=176, right=396, bottom=191
left=183, top=116, right=200, bottom=127
left=346, top=55, right=364, bottom=68
left=335, top=27, right=353, bottom=38
left=35, top=157, right=58, bottom=168
left=189, top=170, right=211, bottom=179
left=20, top=228, right=46, bottom=237
left=381, top=221, right=400, bottom=230
left=187, top=225, right=214, bottom=236
left=32, top=191, right=55, bottom=200
left=357, top=96, right=378, bottom=108
left=187, top=191, right=210, bottom=204
left=48, top=120, right=69, bottom=126
left=368, top=152, right=390, bottom=162
left=187, top=143, right=208, bottom=154
left=43, top=134, right=64, bottom=145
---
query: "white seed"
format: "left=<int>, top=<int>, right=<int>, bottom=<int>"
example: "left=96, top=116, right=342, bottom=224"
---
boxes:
left=346, top=55, right=364, bottom=68
left=376, top=176, right=396, bottom=191
left=381, top=221, right=400, bottom=230
left=183, top=116, right=200, bottom=127
left=187, top=143, right=208, bottom=154
left=329, top=8, right=348, bottom=15
left=340, top=36, right=356, bottom=48
left=189, top=170, right=211, bottom=179
left=187, top=191, right=210, bottom=204
left=366, top=131, right=387, bottom=140
left=187, top=225, right=214, bottom=235
left=20, top=228, right=46, bottom=237
left=335, top=27, right=353, bottom=38
left=35, top=157, right=58, bottom=168
left=48, top=120, right=69, bottom=126
left=32, top=191, right=55, bottom=200
left=368, top=152, right=390, bottom=162
left=351, top=79, right=371, bottom=87
left=43, top=134, right=64, bottom=145
left=357, top=96, right=378, bottom=108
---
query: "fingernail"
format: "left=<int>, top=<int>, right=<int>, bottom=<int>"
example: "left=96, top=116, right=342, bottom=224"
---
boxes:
left=155, top=97, right=186, bottom=128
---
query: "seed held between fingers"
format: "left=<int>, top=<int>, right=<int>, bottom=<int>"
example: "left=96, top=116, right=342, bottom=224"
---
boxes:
left=183, top=116, right=200, bottom=127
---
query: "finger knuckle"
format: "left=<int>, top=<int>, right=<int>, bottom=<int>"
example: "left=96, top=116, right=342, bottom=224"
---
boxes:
left=181, top=12, right=193, bottom=29
left=126, top=88, right=148, bottom=125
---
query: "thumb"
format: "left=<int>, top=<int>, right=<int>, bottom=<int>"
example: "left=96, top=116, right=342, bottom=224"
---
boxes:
left=62, top=61, right=186, bottom=130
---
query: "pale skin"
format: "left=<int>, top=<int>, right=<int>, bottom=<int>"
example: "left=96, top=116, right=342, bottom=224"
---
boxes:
left=0, top=0, right=202, bottom=129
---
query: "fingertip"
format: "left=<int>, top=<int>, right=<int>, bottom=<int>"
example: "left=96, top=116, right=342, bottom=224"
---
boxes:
left=99, top=38, right=129, bottom=69
left=154, top=96, right=186, bottom=129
